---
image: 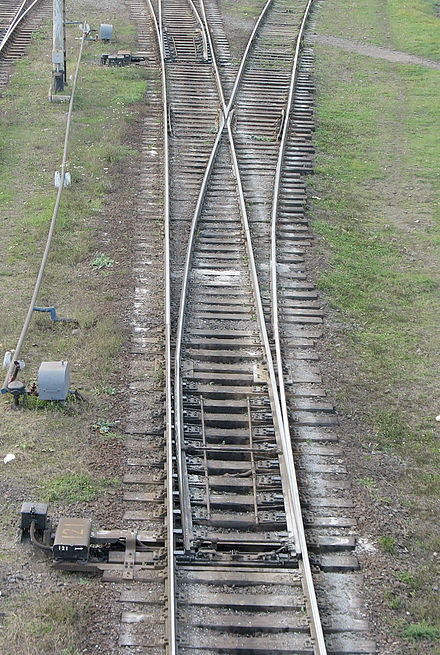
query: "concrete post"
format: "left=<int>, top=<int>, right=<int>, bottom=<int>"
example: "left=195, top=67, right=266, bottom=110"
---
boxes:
left=52, top=0, right=64, bottom=91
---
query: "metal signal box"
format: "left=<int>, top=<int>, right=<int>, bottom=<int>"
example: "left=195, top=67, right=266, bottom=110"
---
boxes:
left=38, top=361, right=70, bottom=400
left=20, top=502, right=48, bottom=531
left=100, top=24, right=113, bottom=41
left=53, top=517, right=92, bottom=561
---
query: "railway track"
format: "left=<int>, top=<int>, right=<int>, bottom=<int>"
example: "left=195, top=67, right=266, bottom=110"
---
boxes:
left=98, top=0, right=377, bottom=652
left=168, top=0, right=325, bottom=653
left=0, top=0, right=49, bottom=86
left=0, top=0, right=379, bottom=649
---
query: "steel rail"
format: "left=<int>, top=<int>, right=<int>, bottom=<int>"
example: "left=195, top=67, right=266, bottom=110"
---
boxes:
left=158, top=0, right=221, bottom=555
left=0, top=0, right=42, bottom=54
left=194, top=0, right=225, bottom=107
left=173, top=0, right=283, bottom=550
left=193, top=2, right=327, bottom=653
left=225, top=109, right=300, bottom=543
left=269, top=2, right=327, bottom=653
left=191, top=0, right=313, bottom=547
left=0, top=0, right=28, bottom=52
left=187, top=0, right=208, bottom=61
left=143, top=1, right=176, bottom=653
left=195, top=0, right=300, bottom=543
left=162, top=0, right=325, bottom=651
left=0, top=0, right=28, bottom=50
left=173, top=124, right=225, bottom=548
left=2, top=24, right=87, bottom=394
left=223, top=0, right=272, bottom=113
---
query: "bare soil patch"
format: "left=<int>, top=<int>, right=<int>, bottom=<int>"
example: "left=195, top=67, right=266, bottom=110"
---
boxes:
left=313, top=34, right=440, bottom=70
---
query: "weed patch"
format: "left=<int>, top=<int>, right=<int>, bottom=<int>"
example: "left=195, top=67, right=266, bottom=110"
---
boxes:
left=403, top=622, right=440, bottom=642
left=93, top=417, right=118, bottom=434
left=91, top=253, right=114, bottom=269
left=313, top=0, right=440, bottom=648
left=0, top=592, right=89, bottom=655
left=39, top=473, right=119, bottom=503
left=378, top=536, right=396, bottom=554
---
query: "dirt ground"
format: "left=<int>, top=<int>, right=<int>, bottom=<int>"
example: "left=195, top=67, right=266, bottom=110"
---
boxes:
left=0, top=0, right=158, bottom=650
left=312, top=34, right=440, bottom=70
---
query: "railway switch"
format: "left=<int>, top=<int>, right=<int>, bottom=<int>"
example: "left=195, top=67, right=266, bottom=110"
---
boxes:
left=53, top=517, right=92, bottom=562
left=100, top=51, right=146, bottom=66
left=21, top=505, right=165, bottom=575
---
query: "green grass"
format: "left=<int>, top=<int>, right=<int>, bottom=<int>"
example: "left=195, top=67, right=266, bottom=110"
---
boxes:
left=0, top=20, right=147, bottom=274
left=91, top=253, right=114, bottom=269
left=0, top=592, right=89, bottom=655
left=0, top=9, right=150, bottom=655
left=39, top=473, right=119, bottom=503
left=0, top=8, right=145, bottom=645
left=387, top=0, right=440, bottom=59
left=318, top=0, right=440, bottom=57
left=378, top=536, right=396, bottom=554
left=316, top=0, right=392, bottom=46
left=312, top=50, right=440, bottom=407
left=313, top=0, right=440, bottom=648
left=394, top=570, right=416, bottom=587
left=403, top=622, right=440, bottom=642
left=221, top=0, right=267, bottom=19
left=357, top=476, right=376, bottom=490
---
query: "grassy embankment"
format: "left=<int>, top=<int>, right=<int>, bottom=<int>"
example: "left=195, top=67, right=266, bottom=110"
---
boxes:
left=311, top=0, right=440, bottom=651
left=0, top=8, right=147, bottom=654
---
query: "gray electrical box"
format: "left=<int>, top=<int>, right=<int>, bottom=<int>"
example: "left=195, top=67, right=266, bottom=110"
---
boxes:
left=100, top=24, right=113, bottom=41
left=38, top=361, right=70, bottom=400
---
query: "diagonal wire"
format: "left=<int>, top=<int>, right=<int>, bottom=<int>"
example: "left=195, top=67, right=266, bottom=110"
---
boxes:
left=2, top=24, right=87, bottom=393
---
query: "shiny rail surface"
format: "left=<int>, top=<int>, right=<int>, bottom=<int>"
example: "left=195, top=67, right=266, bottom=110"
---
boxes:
left=0, top=0, right=42, bottom=53
left=0, top=0, right=48, bottom=87
left=149, top=0, right=329, bottom=652
left=268, top=1, right=326, bottom=649
left=143, top=0, right=177, bottom=651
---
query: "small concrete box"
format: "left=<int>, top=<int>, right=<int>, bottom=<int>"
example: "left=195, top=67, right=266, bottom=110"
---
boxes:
left=38, top=361, right=70, bottom=400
